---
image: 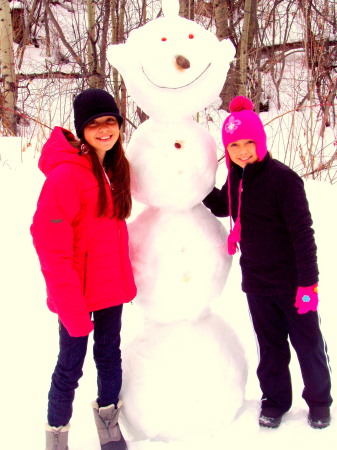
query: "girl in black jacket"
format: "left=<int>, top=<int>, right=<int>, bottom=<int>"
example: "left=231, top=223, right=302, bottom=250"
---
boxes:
left=203, top=96, right=332, bottom=429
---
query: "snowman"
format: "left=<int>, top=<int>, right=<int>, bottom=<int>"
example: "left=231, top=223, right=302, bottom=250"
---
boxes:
left=108, top=0, right=246, bottom=443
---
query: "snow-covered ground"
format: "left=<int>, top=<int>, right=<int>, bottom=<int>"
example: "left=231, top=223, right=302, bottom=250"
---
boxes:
left=0, top=141, right=336, bottom=449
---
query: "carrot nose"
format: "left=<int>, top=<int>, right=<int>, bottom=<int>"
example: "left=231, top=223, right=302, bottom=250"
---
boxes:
left=175, top=55, right=190, bottom=70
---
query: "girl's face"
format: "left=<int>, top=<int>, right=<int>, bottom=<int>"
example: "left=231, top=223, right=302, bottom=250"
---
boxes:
left=84, top=116, right=120, bottom=161
left=227, top=139, right=258, bottom=168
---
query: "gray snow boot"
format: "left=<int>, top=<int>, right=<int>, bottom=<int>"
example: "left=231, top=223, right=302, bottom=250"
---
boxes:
left=92, top=401, right=127, bottom=450
left=45, top=423, right=70, bottom=450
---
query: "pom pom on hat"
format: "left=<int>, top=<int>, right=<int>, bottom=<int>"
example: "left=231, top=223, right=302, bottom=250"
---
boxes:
left=229, top=96, right=254, bottom=113
left=222, top=95, right=267, bottom=165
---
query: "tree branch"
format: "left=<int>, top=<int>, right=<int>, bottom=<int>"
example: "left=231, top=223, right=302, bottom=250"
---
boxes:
left=41, top=0, right=88, bottom=77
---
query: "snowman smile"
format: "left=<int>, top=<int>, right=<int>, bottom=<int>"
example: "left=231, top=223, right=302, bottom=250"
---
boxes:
left=141, top=63, right=211, bottom=89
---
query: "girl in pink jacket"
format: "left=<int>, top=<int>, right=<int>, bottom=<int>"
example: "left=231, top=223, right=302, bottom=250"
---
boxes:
left=31, top=89, right=136, bottom=450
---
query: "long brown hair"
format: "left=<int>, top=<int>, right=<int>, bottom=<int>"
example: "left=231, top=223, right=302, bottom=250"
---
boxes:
left=69, top=133, right=132, bottom=220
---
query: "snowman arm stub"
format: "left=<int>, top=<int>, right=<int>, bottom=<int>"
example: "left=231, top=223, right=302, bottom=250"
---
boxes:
left=107, top=43, right=128, bottom=74
left=219, top=38, right=236, bottom=63
left=203, top=181, right=229, bottom=217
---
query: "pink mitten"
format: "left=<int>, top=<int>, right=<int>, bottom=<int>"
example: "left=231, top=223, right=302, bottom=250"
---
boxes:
left=295, top=284, right=319, bottom=314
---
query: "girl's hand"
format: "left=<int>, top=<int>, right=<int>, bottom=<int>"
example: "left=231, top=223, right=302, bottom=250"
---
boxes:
left=295, top=284, right=319, bottom=314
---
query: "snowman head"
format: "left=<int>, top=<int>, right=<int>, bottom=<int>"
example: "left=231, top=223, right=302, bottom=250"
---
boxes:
left=107, top=0, right=235, bottom=119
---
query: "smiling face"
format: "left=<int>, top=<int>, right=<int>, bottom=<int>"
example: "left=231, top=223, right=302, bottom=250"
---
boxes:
left=139, top=19, right=213, bottom=90
left=107, top=15, right=235, bottom=119
left=84, top=116, right=120, bottom=161
left=227, top=139, right=258, bottom=168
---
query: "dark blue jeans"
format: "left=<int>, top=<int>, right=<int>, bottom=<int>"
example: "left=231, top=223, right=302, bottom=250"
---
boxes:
left=247, top=293, right=332, bottom=417
left=48, top=305, right=123, bottom=427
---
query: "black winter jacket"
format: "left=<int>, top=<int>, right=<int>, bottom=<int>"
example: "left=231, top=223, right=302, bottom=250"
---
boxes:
left=203, top=153, right=318, bottom=295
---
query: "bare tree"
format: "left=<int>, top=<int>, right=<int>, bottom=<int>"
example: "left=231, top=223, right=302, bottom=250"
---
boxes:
left=180, top=0, right=195, bottom=20
left=238, top=0, right=258, bottom=95
left=0, top=0, right=335, bottom=180
left=86, top=0, right=112, bottom=89
left=0, top=0, right=17, bottom=135
left=110, top=0, right=128, bottom=128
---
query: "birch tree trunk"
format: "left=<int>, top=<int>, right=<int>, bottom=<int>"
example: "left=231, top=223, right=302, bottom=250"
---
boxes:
left=216, top=0, right=258, bottom=110
left=111, top=0, right=127, bottom=125
left=86, top=0, right=109, bottom=89
left=213, top=0, right=234, bottom=110
left=179, top=0, right=195, bottom=20
left=0, top=0, right=17, bottom=135
left=98, top=0, right=112, bottom=88
left=87, top=0, right=98, bottom=87
left=214, top=0, right=230, bottom=40
left=238, top=0, right=257, bottom=96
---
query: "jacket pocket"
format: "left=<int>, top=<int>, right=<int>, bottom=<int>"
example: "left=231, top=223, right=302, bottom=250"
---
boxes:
left=72, top=253, right=88, bottom=296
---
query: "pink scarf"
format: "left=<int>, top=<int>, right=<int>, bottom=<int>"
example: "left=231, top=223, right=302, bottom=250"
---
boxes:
left=227, top=179, right=243, bottom=255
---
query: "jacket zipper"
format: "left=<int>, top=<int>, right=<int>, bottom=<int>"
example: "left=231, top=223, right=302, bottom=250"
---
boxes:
left=83, top=252, right=88, bottom=296
left=118, top=224, right=129, bottom=298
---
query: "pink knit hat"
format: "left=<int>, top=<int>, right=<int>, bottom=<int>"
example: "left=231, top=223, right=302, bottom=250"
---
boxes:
left=222, top=96, right=267, bottom=169
left=222, top=96, right=267, bottom=255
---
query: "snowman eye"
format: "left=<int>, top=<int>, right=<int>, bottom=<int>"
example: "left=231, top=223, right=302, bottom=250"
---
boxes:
left=162, top=37, right=167, bottom=42
left=189, top=34, right=194, bottom=39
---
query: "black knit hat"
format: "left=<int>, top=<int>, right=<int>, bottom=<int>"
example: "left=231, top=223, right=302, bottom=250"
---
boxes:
left=73, top=88, right=123, bottom=138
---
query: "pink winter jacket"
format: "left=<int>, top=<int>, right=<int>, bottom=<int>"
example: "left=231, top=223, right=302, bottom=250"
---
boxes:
left=31, top=127, right=137, bottom=337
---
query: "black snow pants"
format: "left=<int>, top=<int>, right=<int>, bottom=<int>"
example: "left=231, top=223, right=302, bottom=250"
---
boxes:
left=246, top=292, right=332, bottom=417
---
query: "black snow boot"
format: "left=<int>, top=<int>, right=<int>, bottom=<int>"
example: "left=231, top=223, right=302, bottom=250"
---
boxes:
left=259, top=412, right=283, bottom=429
left=308, top=406, right=331, bottom=429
